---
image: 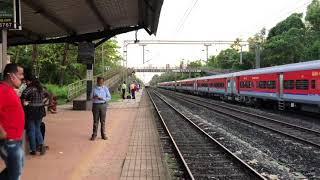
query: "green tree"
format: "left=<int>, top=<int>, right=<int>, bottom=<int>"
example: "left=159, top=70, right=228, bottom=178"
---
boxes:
left=305, top=0, right=320, bottom=60
left=232, top=52, right=255, bottom=70
left=8, top=38, right=121, bottom=85
left=187, top=60, right=202, bottom=68
left=248, top=28, right=266, bottom=53
left=262, top=13, right=306, bottom=66
left=94, top=39, right=121, bottom=75
left=206, top=55, right=216, bottom=68
left=306, top=0, right=320, bottom=31
left=267, top=13, right=305, bottom=40
left=231, top=38, right=242, bottom=52
left=263, top=28, right=306, bottom=66
left=215, top=48, right=239, bottom=69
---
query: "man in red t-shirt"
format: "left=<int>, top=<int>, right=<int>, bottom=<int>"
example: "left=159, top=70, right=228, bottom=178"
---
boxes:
left=0, top=63, right=25, bottom=180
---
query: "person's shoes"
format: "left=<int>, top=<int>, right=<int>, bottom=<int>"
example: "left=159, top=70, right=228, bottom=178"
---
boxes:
left=90, top=136, right=96, bottom=141
left=37, top=145, right=49, bottom=152
left=40, top=145, right=46, bottom=155
left=101, top=136, right=108, bottom=140
left=30, top=151, right=37, bottom=155
left=36, top=145, right=41, bottom=152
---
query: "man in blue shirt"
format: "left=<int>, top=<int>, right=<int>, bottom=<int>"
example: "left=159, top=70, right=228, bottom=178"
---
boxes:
left=90, top=77, right=111, bottom=141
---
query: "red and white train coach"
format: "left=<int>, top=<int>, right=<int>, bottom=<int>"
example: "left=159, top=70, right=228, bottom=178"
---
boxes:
left=158, top=60, right=320, bottom=112
left=234, top=60, right=320, bottom=111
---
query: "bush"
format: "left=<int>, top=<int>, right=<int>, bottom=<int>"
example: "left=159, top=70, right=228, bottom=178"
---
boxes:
left=44, top=84, right=68, bottom=105
left=109, top=92, right=121, bottom=103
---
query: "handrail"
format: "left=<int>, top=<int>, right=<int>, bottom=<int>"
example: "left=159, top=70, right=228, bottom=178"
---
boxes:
left=67, top=68, right=123, bottom=101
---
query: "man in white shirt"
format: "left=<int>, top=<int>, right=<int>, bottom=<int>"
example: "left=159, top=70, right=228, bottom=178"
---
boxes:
left=90, top=77, right=111, bottom=141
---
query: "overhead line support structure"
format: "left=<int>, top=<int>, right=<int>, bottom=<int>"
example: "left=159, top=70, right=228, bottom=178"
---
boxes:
left=122, top=40, right=250, bottom=82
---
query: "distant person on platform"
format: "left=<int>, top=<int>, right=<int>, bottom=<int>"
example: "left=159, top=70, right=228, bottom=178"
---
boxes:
left=90, top=77, right=111, bottom=141
left=0, top=63, right=25, bottom=180
left=121, top=81, right=127, bottom=99
left=130, top=82, right=136, bottom=99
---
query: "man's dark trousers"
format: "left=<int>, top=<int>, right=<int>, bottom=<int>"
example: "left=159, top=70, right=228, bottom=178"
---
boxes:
left=122, top=89, right=125, bottom=99
left=92, top=103, right=107, bottom=138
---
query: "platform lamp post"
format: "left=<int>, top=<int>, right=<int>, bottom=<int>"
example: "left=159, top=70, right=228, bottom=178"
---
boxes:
left=123, top=44, right=128, bottom=85
left=140, top=44, right=146, bottom=64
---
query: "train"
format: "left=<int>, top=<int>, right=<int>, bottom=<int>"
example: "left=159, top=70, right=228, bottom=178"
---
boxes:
left=158, top=60, right=320, bottom=113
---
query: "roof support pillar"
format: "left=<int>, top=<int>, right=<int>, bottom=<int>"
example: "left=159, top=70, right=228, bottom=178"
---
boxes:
left=0, top=30, right=8, bottom=79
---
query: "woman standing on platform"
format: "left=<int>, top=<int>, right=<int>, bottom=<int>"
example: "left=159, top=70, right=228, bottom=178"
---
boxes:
left=21, top=76, right=48, bottom=155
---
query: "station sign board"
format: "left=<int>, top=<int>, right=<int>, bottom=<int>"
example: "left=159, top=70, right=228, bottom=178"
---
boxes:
left=78, top=42, right=95, bottom=64
left=0, top=0, right=21, bottom=30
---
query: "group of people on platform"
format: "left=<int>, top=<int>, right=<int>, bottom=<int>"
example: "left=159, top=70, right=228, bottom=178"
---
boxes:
left=0, top=63, right=58, bottom=180
left=121, top=81, right=141, bottom=100
left=0, top=63, right=141, bottom=180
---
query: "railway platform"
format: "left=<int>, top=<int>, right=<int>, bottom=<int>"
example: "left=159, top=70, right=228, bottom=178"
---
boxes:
left=0, top=90, right=168, bottom=180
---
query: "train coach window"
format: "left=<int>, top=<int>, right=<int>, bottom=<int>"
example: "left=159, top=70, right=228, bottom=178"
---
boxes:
left=284, top=80, right=294, bottom=89
left=214, top=83, right=223, bottom=88
left=240, top=82, right=244, bottom=88
left=250, top=81, right=254, bottom=88
left=267, top=81, right=276, bottom=89
left=248, top=81, right=253, bottom=88
left=240, top=81, right=253, bottom=88
left=296, top=80, right=309, bottom=90
left=258, top=81, right=267, bottom=89
left=311, top=80, right=316, bottom=89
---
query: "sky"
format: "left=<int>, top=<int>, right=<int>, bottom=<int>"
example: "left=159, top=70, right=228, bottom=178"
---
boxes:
left=115, top=0, right=312, bottom=83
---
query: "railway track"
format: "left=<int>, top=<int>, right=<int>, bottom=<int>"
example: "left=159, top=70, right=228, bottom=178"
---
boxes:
left=147, top=89, right=265, bottom=180
left=157, top=89, right=320, bottom=149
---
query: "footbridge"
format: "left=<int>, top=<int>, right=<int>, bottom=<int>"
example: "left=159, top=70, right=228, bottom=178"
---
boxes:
left=133, top=67, right=235, bottom=75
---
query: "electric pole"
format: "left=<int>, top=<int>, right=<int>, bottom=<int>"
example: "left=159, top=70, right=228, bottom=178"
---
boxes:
left=255, top=44, right=261, bottom=68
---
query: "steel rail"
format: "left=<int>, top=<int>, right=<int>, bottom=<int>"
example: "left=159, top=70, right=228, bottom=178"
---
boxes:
left=146, top=89, right=195, bottom=180
left=148, top=89, right=266, bottom=180
left=160, top=89, right=320, bottom=149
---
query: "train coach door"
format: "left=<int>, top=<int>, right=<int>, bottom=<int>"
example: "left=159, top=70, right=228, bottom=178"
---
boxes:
left=227, top=79, right=233, bottom=94
left=232, top=77, right=238, bottom=95
left=279, top=73, right=284, bottom=99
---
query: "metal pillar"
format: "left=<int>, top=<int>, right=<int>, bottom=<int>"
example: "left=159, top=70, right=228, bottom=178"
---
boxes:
left=141, top=44, right=146, bottom=64
left=240, top=45, right=243, bottom=64
left=1, top=30, right=8, bottom=79
left=204, top=44, right=211, bottom=63
left=123, top=44, right=128, bottom=85
left=86, top=64, right=93, bottom=101
left=102, top=43, right=104, bottom=75
left=255, top=45, right=261, bottom=68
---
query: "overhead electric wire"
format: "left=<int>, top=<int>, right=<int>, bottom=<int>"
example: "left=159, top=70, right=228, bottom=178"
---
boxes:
left=257, top=0, right=313, bottom=35
left=267, top=0, right=312, bottom=28
left=176, top=0, right=199, bottom=32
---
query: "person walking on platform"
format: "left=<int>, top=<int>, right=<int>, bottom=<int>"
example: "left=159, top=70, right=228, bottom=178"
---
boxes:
left=121, top=81, right=127, bottom=99
left=0, top=63, right=25, bottom=180
left=130, top=82, right=136, bottom=99
left=90, top=77, right=111, bottom=141
left=21, top=75, right=48, bottom=155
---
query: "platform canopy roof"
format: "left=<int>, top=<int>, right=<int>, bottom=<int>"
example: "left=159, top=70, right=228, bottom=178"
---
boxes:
left=4, top=0, right=164, bottom=46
